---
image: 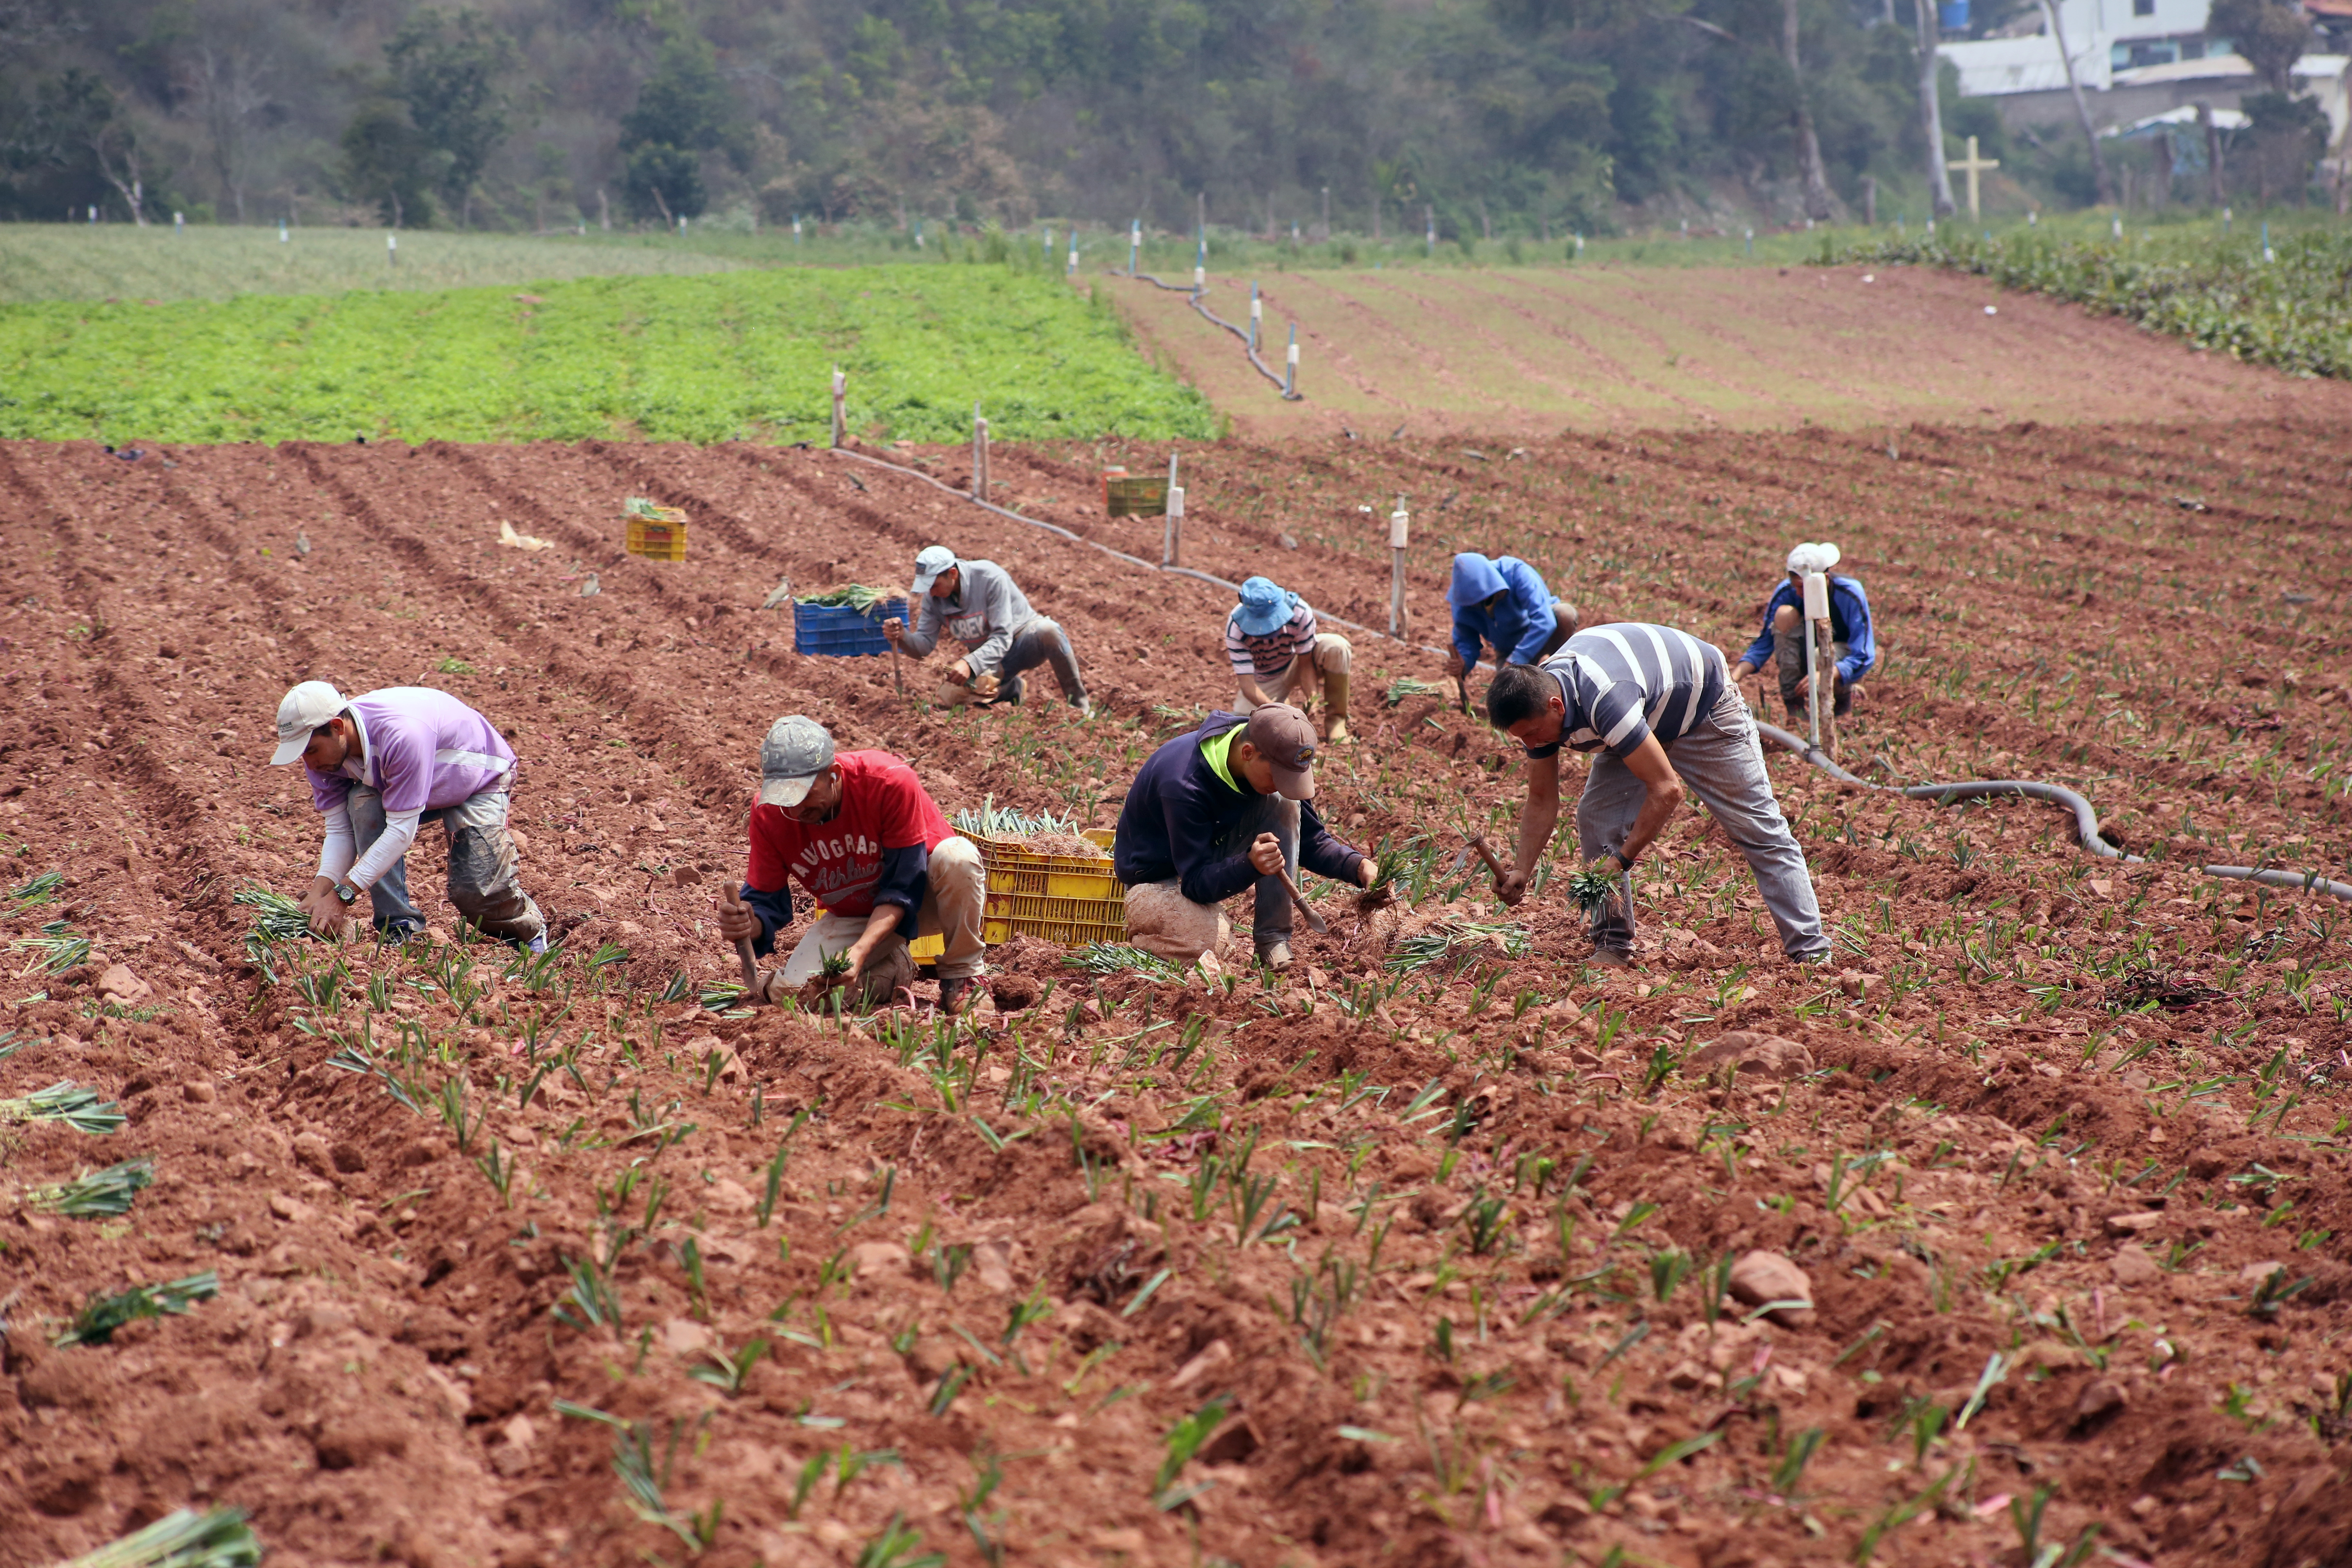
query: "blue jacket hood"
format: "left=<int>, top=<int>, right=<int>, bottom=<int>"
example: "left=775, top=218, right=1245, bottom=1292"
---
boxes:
left=1448, top=553, right=1508, bottom=609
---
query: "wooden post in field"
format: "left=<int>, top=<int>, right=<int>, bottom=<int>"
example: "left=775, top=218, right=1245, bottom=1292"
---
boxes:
left=1803, top=570, right=1832, bottom=755
left=1389, top=498, right=1409, bottom=638
left=830, top=367, right=846, bottom=448
left=1163, top=454, right=1183, bottom=568
left=971, top=404, right=991, bottom=500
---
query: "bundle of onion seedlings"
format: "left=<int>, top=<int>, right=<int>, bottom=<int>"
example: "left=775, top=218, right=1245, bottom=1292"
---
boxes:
left=23, top=1156, right=154, bottom=1217
left=1061, top=943, right=1182, bottom=981
left=1383, top=921, right=1531, bottom=974
left=796, top=584, right=893, bottom=612
left=1564, top=864, right=1624, bottom=914
left=60, top=1508, right=261, bottom=1568
left=58, top=1269, right=220, bottom=1346
left=0, top=1081, right=125, bottom=1135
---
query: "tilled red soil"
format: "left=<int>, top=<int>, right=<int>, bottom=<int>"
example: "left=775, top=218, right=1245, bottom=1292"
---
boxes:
left=1, top=428, right=2348, bottom=1568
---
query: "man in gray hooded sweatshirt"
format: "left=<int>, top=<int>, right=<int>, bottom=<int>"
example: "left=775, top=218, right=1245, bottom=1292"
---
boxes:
left=885, top=545, right=1090, bottom=713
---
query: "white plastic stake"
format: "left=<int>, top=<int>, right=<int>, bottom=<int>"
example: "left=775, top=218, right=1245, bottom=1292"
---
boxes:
left=1388, top=499, right=1410, bottom=637
left=387, top=232, right=397, bottom=266
left=1284, top=325, right=1299, bottom=397
left=1249, top=283, right=1261, bottom=351
left=1067, top=235, right=1078, bottom=276
left=830, top=366, right=846, bottom=448
left=971, top=403, right=988, bottom=500
left=278, top=221, right=288, bottom=243
left=1802, top=571, right=1831, bottom=748
left=793, top=215, right=803, bottom=243
left=1163, top=454, right=1184, bottom=568
left=1193, top=233, right=1205, bottom=296
left=173, top=211, right=183, bottom=233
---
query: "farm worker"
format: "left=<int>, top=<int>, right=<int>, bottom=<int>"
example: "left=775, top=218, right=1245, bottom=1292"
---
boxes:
left=1729, top=542, right=1876, bottom=724
left=715, top=715, right=988, bottom=1015
left=884, top=545, right=1092, bottom=715
left=1112, top=703, right=1375, bottom=971
left=1225, top=575, right=1354, bottom=744
left=268, top=682, right=546, bottom=949
left=1442, top=553, right=1578, bottom=677
left=1482, top=625, right=1828, bottom=967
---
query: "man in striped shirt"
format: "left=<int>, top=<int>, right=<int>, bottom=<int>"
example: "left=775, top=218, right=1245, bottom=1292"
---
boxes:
left=1483, top=624, right=1827, bottom=965
left=1223, top=576, right=1354, bottom=743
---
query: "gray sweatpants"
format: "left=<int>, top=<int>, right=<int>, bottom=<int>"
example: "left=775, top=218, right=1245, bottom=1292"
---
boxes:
left=348, top=783, right=546, bottom=945
left=1775, top=631, right=1855, bottom=718
left=938, top=617, right=1089, bottom=708
left=1574, top=686, right=1826, bottom=960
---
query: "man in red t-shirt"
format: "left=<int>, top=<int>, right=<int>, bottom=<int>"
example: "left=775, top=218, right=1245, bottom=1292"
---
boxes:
left=715, top=715, right=987, bottom=1013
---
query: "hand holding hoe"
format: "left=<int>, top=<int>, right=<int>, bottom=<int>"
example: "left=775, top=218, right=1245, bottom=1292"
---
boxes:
left=1464, top=832, right=1508, bottom=889
left=719, top=884, right=764, bottom=1004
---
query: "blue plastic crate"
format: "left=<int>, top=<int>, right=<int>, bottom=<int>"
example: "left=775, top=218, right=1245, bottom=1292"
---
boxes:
left=792, top=597, right=909, bottom=657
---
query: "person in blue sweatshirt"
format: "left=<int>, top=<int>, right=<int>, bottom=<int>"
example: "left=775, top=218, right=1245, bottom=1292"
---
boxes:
left=1730, top=542, right=1876, bottom=722
left=1443, top=554, right=1577, bottom=678
left=1113, top=704, right=1374, bottom=971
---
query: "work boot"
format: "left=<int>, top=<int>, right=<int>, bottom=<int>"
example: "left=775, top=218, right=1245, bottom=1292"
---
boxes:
left=938, top=975, right=980, bottom=1016
left=1324, top=670, right=1353, bottom=744
left=1255, top=936, right=1293, bottom=971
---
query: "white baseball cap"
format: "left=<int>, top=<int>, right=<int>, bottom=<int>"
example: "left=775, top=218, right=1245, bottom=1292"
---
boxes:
left=271, top=681, right=347, bottom=765
left=911, top=545, right=957, bottom=596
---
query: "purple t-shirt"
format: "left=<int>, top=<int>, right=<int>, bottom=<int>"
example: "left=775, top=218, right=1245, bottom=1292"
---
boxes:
left=306, top=688, right=516, bottom=816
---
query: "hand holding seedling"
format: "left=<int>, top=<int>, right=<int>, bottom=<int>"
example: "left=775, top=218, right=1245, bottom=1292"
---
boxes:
left=298, top=878, right=350, bottom=938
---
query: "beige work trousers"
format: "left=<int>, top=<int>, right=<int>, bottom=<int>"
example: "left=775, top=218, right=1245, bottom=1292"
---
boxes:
left=780, top=835, right=987, bottom=992
left=1249, top=633, right=1352, bottom=709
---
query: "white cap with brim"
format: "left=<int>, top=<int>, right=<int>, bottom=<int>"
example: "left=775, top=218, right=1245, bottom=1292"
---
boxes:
left=757, top=714, right=837, bottom=808
left=911, top=544, right=956, bottom=597
left=271, top=680, right=347, bottom=765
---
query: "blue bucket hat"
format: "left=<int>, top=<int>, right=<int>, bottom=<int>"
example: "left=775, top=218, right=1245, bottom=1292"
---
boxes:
left=1234, top=577, right=1293, bottom=637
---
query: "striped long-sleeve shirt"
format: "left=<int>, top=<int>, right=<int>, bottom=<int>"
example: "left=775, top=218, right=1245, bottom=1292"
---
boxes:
left=1523, top=624, right=1728, bottom=762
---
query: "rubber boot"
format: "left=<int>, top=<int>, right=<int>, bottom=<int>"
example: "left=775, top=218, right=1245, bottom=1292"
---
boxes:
left=1324, top=670, right=1353, bottom=744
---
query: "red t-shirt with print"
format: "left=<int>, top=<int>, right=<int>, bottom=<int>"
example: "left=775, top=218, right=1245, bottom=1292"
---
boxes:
left=745, top=751, right=954, bottom=917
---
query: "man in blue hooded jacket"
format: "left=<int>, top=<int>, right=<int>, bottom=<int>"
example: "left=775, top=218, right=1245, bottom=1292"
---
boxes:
left=1443, top=554, right=1577, bottom=679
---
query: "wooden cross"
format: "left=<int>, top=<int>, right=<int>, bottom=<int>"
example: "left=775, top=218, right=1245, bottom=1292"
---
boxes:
left=1947, top=135, right=2000, bottom=221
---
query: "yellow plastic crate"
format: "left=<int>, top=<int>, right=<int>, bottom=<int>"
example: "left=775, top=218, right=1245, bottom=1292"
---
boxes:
left=965, top=830, right=1126, bottom=948
left=625, top=504, right=688, bottom=561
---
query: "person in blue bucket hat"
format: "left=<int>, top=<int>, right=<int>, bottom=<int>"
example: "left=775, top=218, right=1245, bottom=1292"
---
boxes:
left=1223, top=576, right=1354, bottom=744
left=1443, top=553, right=1577, bottom=684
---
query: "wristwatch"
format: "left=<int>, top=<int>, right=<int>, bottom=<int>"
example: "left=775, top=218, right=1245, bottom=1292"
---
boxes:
left=333, top=882, right=360, bottom=905
left=1600, top=850, right=1630, bottom=874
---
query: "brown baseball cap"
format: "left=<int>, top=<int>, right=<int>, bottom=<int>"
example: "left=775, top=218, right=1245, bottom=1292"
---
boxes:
left=1245, top=703, right=1319, bottom=800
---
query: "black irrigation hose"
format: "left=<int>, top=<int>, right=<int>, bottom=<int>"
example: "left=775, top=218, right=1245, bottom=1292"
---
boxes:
left=1127, top=272, right=1302, bottom=400
left=1755, top=721, right=2352, bottom=902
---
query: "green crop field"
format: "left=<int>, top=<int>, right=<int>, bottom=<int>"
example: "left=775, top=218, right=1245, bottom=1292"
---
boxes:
left=0, top=266, right=1217, bottom=445
left=0, top=224, right=752, bottom=306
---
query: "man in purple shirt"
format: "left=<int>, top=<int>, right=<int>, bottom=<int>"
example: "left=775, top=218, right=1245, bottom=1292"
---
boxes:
left=268, top=681, right=546, bottom=949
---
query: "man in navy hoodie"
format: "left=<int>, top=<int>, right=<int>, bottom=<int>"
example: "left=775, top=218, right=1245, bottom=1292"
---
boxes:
left=1114, top=704, right=1375, bottom=970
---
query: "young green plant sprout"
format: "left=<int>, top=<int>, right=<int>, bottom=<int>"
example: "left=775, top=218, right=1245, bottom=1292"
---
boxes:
left=58, top=1270, right=220, bottom=1345
left=0, top=1082, right=126, bottom=1136
left=1565, top=864, right=1623, bottom=914
left=820, top=951, right=854, bottom=981
left=12, top=921, right=91, bottom=975
left=1383, top=677, right=1443, bottom=707
left=58, top=1507, right=262, bottom=1568
left=22, top=1156, right=156, bottom=1218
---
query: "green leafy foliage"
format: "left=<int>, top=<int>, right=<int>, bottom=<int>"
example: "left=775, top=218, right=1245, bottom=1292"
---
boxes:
left=22, top=1156, right=156, bottom=1217
left=0, top=268, right=1217, bottom=445
left=1824, top=229, right=2352, bottom=382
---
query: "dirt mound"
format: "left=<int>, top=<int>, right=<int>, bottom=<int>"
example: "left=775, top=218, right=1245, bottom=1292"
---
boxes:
left=0, top=428, right=2347, bottom=1567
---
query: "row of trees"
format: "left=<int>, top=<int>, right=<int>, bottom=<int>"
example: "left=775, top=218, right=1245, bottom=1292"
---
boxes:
left=0, top=0, right=2333, bottom=233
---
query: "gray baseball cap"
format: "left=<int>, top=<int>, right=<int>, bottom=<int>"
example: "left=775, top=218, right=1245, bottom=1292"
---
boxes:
left=911, top=545, right=956, bottom=596
left=757, top=715, right=836, bottom=808
left=270, top=680, right=347, bottom=766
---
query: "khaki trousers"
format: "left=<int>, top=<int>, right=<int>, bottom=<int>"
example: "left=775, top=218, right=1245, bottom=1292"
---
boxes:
left=1249, top=633, right=1352, bottom=709
left=780, top=835, right=987, bottom=991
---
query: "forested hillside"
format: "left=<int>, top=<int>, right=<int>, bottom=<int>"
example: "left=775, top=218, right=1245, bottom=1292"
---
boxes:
left=4, top=0, right=1992, bottom=236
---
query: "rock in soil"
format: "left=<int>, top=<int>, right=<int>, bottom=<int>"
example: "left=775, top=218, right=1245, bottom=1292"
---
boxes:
left=1728, top=1250, right=1814, bottom=1327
